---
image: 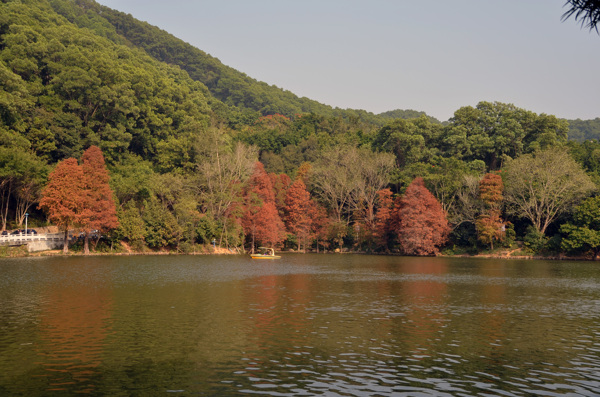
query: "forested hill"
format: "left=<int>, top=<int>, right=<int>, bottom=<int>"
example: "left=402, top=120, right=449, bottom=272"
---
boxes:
left=378, top=109, right=441, bottom=124
left=1, top=0, right=219, bottom=165
left=5, top=0, right=600, bottom=258
left=1, top=0, right=450, bottom=167
left=566, top=118, right=600, bottom=142
left=45, top=0, right=396, bottom=125
left=60, top=0, right=598, bottom=137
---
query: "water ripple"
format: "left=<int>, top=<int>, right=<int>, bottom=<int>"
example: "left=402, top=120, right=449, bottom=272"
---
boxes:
left=2, top=255, right=600, bottom=395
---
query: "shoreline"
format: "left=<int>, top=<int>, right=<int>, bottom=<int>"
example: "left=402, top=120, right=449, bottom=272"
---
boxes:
left=1, top=245, right=595, bottom=261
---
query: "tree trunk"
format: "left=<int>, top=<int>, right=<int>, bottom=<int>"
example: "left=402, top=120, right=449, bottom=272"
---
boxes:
left=1, top=180, right=12, bottom=231
left=63, top=229, right=69, bottom=253
left=84, top=232, right=90, bottom=255
left=91, top=234, right=100, bottom=250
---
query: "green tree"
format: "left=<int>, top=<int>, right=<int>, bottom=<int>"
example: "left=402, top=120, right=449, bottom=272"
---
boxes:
left=372, top=116, right=441, bottom=168
left=0, top=145, right=47, bottom=231
left=142, top=196, right=182, bottom=249
left=442, top=102, right=568, bottom=170
left=116, top=200, right=146, bottom=250
left=311, top=146, right=356, bottom=224
left=503, top=148, right=595, bottom=235
left=348, top=148, right=396, bottom=243
left=312, top=145, right=394, bottom=233
left=568, top=139, right=600, bottom=187
left=109, top=154, right=155, bottom=204
left=194, top=126, right=258, bottom=246
left=567, top=118, right=600, bottom=142
left=561, top=196, right=600, bottom=259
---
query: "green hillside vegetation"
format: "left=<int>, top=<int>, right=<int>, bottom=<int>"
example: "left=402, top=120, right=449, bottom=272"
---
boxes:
left=48, top=0, right=388, bottom=127
left=567, top=118, right=600, bottom=142
left=377, top=109, right=441, bottom=124
left=2, top=0, right=600, bottom=258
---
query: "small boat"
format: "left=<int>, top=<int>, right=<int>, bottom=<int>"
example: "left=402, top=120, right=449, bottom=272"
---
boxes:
left=250, top=247, right=281, bottom=259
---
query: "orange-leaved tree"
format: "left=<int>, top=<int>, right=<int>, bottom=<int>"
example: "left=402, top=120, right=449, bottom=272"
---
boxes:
left=373, top=188, right=394, bottom=252
left=39, top=147, right=119, bottom=254
left=476, top=210, right=504, bottom=250
left=397, top=177, right=450, bottom=255
left=80, top=146, right=119, bottom=254
left=476, top=173, right=504, bottom=249
left=242, top=162, right=285, bottom=251
left=39, top=158, right=85, bottom=253
left=270, top=172, right=291, bottom=218
left=310, top=200, right=330, bottom=253
left=479, top=173, right=503, bottom=206
left=285, top=178, right=312, bottom=252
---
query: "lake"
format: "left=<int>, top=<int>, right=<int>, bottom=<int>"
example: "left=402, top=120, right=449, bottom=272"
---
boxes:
left=1, top=254, right=599, bottom=396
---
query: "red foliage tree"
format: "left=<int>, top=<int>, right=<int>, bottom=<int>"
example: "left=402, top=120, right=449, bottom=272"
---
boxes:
left=254, top=113, right=291, bottom=129
left=242, top=162, right=285, bottom=251
left=253, top=202, right=285, bottom=248
left=285, top=178, right=312, bottom=251
left=397, top=178, right=450, bottom=255
left=373, top=188, right=394, bottom=251
left=250, top=162, right=275, bottom=203
left=39, top=147, right=119, bottom=254
left=477, top=173, right=505, bottom=249
left=270, top=172, right=291, bottom=217
left=476, top=209, right=504, bottom=250
left=80, top=146, right=119, bottom=254
left=389, top=195, right=404, bottom=237
left=479, top=173, right=504, bottom=206
left=39, top=158, right=85, bottom=253
left=309, top=200, right=330, bottom=253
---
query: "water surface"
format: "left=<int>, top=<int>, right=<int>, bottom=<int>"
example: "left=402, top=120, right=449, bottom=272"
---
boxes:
left=1, top=254, right=599, bottom=396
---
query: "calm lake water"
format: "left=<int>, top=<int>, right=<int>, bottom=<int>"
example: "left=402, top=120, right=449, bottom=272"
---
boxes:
left=1, top=254, right=599, bottom=396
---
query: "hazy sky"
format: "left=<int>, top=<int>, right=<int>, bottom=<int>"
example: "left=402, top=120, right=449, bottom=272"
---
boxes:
left=95, top=0, right=600, bottom=122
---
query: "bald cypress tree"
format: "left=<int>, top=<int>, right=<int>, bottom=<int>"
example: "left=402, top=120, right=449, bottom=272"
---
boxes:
left=373, top=188, right=394, bottom=251
left=242, top=162, right=285, bottom=251
left=80, top=146, right=119, bottom=254
left=285, top=178, right=312, bottom=252
left=476, top=173, right=504, bottom=250
left=39, top=158, right=85, bottom=253
left=397, top=178, right=450, bottom=256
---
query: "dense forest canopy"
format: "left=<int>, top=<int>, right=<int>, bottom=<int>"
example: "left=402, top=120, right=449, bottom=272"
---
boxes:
left=2, top=0, right=600, bottom=257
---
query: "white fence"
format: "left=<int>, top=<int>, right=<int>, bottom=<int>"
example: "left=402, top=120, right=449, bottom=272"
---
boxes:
left=0, top=233, right=70, bottom=252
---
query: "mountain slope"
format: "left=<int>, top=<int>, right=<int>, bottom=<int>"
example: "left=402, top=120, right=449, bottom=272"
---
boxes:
left=0, top=0, right=219, bottom=164
left=47, top=0, right=396, bottom=125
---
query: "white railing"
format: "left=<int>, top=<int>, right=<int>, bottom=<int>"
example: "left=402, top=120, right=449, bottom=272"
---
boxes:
left=0, top=233, right=69, bottom=246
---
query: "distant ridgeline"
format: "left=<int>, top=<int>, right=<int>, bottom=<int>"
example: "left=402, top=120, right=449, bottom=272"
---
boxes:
left=566, top=118, right=600, bottom=142
left=43, top=0, right=397, bottom=126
